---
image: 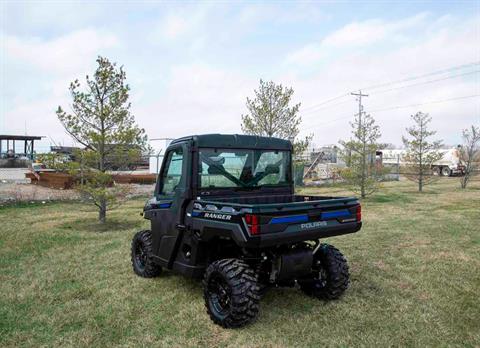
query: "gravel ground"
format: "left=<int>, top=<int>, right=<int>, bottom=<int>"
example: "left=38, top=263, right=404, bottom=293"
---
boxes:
left=0, top=168, right=30, bottom=182
left=0, top=182, right=155, bottom=204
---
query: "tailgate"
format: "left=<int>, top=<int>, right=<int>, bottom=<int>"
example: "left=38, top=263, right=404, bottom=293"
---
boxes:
left=250, top=199, right=360, bottom=235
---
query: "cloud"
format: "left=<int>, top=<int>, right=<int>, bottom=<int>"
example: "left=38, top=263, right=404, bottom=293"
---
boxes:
left=238, top=2, right=327, bottom=25
left=132, top=63, right=257, bottom=139
left=148, top=6, right=211, bottom=44
left=286, top=13, right=430, bottom=65
left=1, top=3, right=478, bottom=149
left=161, top=14, right=190, bottom=40
left=322, top=13, right=428, bottom=47
left=1, top=28, right=119, bottom=144
left=5, top=28, right=118, bottom=75
left=282, top=14, right=479, bottom=145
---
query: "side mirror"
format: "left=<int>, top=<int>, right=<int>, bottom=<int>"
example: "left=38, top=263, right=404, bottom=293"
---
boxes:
left=264, top=165, right=280, bottom=175
left=209, top=156, right=225, bottom=165
left=207, top=165, right=225, bottom=175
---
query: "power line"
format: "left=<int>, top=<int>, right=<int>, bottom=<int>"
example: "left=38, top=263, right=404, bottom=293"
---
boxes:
left=370, top=70, right=480, bottom=95
left=301, top=61, right=480, bottom=112
left=361, top=61, right=480, bottom=92
left=308, top=94, right=479, bottom=127
left=302, top=99, right=352, bottom=115
left=302, top=68, right=479, bottom=116
left=302, top=93, right=350, bottom=112
left=369, top=94, right=480, bottom=113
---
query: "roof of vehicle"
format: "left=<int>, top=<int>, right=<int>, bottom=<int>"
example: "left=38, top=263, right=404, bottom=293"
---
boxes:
left=170, top=134, right=292, bottom=150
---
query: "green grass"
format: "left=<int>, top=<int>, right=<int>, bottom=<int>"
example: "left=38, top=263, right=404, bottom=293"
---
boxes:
left=1, top=178, right=479, bottom=347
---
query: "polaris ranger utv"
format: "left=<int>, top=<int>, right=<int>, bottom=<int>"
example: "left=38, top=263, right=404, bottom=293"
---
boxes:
left=131, top=134, right=361, bottom=328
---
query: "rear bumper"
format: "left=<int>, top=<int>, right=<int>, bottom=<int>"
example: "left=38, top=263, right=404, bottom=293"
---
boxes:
left=451, top=168, right=465, bottom=175
left=192, top=217, right=362, bottom=249
left=256, top=221, right=362, bottom=247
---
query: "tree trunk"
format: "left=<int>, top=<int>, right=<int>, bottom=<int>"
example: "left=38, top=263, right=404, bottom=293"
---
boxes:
left=99, top=198, right=107, bottom=223
left=461, top=175, right=468, bottom=189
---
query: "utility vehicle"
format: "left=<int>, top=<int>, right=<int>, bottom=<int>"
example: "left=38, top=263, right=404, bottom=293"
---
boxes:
left=131, top=134, right=362, bottom=328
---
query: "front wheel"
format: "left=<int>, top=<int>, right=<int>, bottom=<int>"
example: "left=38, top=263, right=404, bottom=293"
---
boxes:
left=203, top=259, right=260, bottom=328
left=299, top=244, right=349, bottom=300
left=131, top=230, right=162, bottom=278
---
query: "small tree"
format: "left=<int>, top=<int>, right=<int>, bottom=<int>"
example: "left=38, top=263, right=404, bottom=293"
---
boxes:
left=56, top=56, right=148, bottom=223
left=339, top=112, right=383, bottom=198
left=241, top=79, right=312, bottom=154
left=402, top=112, right=443, bottom=192
left=460, top=125, right=480, bottom=189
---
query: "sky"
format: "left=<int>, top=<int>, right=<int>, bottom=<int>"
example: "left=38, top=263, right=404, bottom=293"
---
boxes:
left=1, top=0, right=479, bottom=153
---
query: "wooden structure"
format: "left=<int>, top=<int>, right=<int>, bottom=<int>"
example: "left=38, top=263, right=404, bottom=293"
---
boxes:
left=26, top=171, right=74, bottom=189
left=26, top=171, right=156, bottom=189
left=0, top=135, right=43, bottom=160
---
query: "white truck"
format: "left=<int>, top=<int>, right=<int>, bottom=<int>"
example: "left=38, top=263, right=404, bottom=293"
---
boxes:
left=378, top=147, right=465, bottom=177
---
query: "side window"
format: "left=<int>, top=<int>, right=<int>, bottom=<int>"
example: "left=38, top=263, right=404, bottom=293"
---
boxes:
left=159, top=148, right=184, bottom=196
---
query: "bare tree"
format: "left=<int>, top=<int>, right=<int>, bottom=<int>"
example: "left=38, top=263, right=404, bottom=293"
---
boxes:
left=241, top=79, right=312, bottom=154
left=339, top=112, right=383, bottom=198
left=460, top=125, right=480, bottom=189
left=402, top=112, right=443, bottom=192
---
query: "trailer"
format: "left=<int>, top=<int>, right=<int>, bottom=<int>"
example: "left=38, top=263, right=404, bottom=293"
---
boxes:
left=378, top=147, right=465, bottom=176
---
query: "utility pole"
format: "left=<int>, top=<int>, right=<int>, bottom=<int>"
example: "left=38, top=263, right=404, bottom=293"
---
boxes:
left=351, top=90, right=369, bottom=128
left=351, top=90, right=369, bottom=198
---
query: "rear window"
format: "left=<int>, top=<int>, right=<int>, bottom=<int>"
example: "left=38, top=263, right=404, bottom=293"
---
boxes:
left=198, top=148, right=290, bottom=188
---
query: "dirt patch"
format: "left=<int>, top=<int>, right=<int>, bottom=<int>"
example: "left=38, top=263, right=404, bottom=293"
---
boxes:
left=0, top=182, right=155, bottom=204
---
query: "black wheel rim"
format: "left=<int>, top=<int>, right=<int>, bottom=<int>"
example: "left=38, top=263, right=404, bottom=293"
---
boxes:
left=134, top=241, right=147, bottom=271
left=312, top=260, right=328, bottom=290
left=207, top=273, right=231, bottom=318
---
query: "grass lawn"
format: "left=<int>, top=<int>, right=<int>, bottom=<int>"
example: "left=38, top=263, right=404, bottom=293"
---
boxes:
left=1, top=178, right=479, bottom=347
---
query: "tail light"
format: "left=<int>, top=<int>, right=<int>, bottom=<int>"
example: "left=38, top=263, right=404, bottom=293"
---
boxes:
left=356, top=205, right=362, bottom=222
left=245, top=214, right=260, bottom=235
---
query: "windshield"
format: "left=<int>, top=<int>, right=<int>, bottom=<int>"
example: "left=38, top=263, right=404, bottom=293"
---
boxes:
left=199, top=148, right=291, bottom=188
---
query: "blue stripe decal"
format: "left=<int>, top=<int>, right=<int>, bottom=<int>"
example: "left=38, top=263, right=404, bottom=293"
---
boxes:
left=191, top=211, right=201, bottom=217
left=270, top=215, right=308, bottom=224
left=321, top=210, right=350, bottom=219
left=158, top=203, right=172, bottom=209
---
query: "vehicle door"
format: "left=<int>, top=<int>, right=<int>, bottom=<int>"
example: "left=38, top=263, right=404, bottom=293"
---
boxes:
left=151, top=145, right=187, bottom=264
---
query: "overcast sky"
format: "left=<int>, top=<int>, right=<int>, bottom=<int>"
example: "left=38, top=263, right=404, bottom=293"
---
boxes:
left=1, top=1, right=479, bottom=152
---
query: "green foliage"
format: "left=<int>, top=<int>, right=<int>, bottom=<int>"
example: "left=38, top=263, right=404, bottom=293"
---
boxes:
left=56, top=56, right=147, bottom=223
left=241, top=79, right=312, bottom=154
left=77, top=171, right=131, bottom=213
left=459, top=125, right=480, bottom=189
left=402, top=112, right=443, bottom=192
left=35, top=153, right=80, bottom=172
left=339, top=112, right=383, bottom=198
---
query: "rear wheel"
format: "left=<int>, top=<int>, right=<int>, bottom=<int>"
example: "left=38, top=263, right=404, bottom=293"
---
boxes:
left=203, top=259, right=260, bottom=328
left=299, top=244, right=349, bottom=300
left=131, top=230, right=161, bottom=278
left=441, top=166, right=451, bottom=177
left=432, top=166, right=440, bottom=176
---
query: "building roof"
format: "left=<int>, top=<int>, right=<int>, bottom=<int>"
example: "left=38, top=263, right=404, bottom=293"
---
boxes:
left=0, top=135, right=43, bottom=141
left=170, top=133, right=292, bottom=150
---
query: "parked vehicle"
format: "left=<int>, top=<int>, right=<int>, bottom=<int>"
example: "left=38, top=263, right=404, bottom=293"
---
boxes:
left=130, top=134, right=362, bottom=328
left=379, top=147, right=465, bottom=176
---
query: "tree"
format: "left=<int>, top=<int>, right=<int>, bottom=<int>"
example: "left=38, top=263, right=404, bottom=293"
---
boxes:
left=241, top=79, right=312, bottom=154
left=339, top=112, right=383, bottom=198
left=459, top=125, right=480, bottom=189
left=56, top=56, right=148, bottom=223
left=402, top=112, right=443, bottom=192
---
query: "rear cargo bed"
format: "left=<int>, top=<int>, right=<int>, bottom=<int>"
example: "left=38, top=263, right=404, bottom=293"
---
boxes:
left=196, top=194, right=358, bottom=214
